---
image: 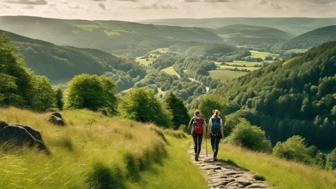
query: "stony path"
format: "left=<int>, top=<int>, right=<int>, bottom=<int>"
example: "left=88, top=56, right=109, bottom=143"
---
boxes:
left=189, top=147, right=271, bottom=189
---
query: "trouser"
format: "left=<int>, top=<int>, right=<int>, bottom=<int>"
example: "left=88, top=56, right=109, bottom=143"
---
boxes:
left=192, top=133, right=203, bottom=156
left=211, top=135, right=221, bottom=158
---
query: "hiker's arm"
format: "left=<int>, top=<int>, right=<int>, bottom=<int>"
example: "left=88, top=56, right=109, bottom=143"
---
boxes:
left=187, top=118, right=193, bottom=130
left=208, top=118, right=212, bottom=136
left=221, top=118, right=224, bottom=138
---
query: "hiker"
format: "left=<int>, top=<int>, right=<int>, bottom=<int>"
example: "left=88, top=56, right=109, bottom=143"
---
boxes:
left=188, top=110, right=205, bottom=161
left=208, top=109, right=224, bottom=161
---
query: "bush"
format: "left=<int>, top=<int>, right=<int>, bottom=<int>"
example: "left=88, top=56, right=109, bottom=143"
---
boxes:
left=118, top=88, right=173, bottom=128
left=64, top=74, right=117, bottom=115
left=55, top=87, right=64, bottom=110
left=199, top=96, right=225, bottom=120
left=30, top=75, right=56, bottom=111
left=273, top=136, right=313, bottom=164
left=165, top=93, right=190, bottom=129
left=227, top=121, right=272, bottom=152
left=326, top=148, right=336, bottom=170
left=86, top=163, right=124, bottom=189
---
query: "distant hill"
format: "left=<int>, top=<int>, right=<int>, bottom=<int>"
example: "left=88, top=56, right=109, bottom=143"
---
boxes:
left=145, top=17, right=336, bottom=35
left=281, top=25, right=336, bottom=50
left=214, top=41, right=336, bottom=150
left=0, top=16, right=222, bottom=57
left=1, top=30, right=145, bottom=89
left=214, top=24, right=293, bottom=48
left=169, top=41, right=248, bottom=60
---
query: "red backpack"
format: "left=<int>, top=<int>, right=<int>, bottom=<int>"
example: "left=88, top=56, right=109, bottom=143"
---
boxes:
left=193, top=116, right=204, bottom=134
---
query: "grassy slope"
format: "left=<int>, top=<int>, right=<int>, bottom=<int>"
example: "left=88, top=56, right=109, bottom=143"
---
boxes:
left=0, top=108, right=207, bottom=189
left=219, top=144, right=336, bottom=189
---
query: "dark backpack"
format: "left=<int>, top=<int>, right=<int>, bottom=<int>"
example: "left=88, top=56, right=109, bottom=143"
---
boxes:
left=211, top=117, right=221, bottom=136
left=193, top=117, right=204, bottom=135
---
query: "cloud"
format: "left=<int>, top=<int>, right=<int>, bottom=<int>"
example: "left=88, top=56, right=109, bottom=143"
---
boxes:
left=139, top=2, right=177, bottom=10
left=185, top=0, right=231, bottom=2
left=98, top=3, right=106, bottom=9
left=5, top=0, right=47, bottom=5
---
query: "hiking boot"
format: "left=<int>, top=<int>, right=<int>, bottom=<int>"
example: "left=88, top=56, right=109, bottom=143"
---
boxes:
left=195, top=154, right=199, bottom=161
left=213, top=156, right=218, bottom=161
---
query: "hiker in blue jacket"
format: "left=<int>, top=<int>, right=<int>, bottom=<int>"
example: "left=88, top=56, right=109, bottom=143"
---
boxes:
left=208, top=109, right=224, bottom=161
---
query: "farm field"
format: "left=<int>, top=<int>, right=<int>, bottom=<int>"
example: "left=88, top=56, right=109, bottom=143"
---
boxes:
left=209, top=69, right=247, bottom=81
left=249, top=50, right=279, bottom=60
left=161, top=66, right=180, bottom=78
left=135, top=48, right=169, bottom=66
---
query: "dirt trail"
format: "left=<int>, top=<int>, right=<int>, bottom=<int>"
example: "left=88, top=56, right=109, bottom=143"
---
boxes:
left=189, top=147, right=271, bottom=189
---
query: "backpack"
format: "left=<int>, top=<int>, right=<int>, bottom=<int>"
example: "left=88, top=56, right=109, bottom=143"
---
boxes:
left=193, top=117, right=204, bottom=135
left=211, top=117, right=221, bottom=136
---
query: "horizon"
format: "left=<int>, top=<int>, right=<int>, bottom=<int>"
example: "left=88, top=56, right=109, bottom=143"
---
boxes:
left=1, top=0, right=336, bottom=21
left=1, top=15, right=336, bottom=22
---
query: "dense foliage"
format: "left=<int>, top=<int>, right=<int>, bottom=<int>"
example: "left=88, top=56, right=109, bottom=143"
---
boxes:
left=215, top=42, right=336, bottom=150
left=118, top=88, right=173, bottom=128
left=326, top=148, right=336, bottom=170
left=165, top=93, right=190, bottom=129
left=227, top=121, right=272, bottom=152
left=0, top=34, right=55, bottom=111
left=64, top=74, right=117, bottom=114
left=273, top=136, right=313, bottom=164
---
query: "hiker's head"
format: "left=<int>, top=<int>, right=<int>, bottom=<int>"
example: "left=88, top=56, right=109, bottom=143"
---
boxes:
left=194, top=110, right=200, bottom=117
left=213, top=109, right=220, bottom=117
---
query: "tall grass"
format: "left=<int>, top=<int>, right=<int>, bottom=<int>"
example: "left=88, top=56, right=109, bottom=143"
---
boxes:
left=218, top=144, right=336, bottom=189
left=0, top=107, right=165, bottom=189
left=128, top=134, right=208, bottom=189
left=0, top=108, right=208, bottom=189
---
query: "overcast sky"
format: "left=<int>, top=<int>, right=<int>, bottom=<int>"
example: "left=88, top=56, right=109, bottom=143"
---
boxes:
left=0, top=0, right=335, bottom=21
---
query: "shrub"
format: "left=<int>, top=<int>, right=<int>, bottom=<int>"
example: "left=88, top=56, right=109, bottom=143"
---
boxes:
left=55, top=88, right=64, bottom=110
left=326, top=148, right=336, bottom=170
left=118, top=88, right=173, bottom=128
left=165, top=93, right=190, bottom=129
left=64, top=74, right=117, bottom=115
left=86, top=163, right=124, bottom=189
left=199, top=96, right=224, bottom=120
left=273, top=136, right=313, bottom=164
left=30, top=75, right=56, bottom=111
left=227, top=121, right=272, bottom=152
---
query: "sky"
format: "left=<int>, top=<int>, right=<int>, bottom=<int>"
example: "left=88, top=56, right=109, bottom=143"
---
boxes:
left=0, top=0, right=336, bottom=21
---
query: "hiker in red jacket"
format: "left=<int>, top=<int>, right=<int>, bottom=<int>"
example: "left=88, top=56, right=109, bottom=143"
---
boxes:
left=188, top=110, right=205, bottom=161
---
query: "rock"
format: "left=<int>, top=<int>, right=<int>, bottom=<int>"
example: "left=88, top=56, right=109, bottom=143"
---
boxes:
left=0, top=125, right=49, bottom=153
left=48, top=112, right=65, bottom=126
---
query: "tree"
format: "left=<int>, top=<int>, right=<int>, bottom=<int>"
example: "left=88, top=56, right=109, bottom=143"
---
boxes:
left=165, top=93, right=190, bottom=129
left=326, top=148, right=336, bottom=170
left=273, top=135, right=312, bottom=164
left=0, top=34, right=33, bottom=107
left=64, top=74, right=117, bottom=114
left=119, top=88, right=173, bottom=128
left=199, top=96, right=225, bottom=120
left=55, top=88, right=64, bottom=110
left=30, top=76, right=56, bottom=111
left=227, top=121, right=272, bottom=152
